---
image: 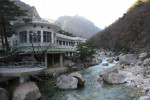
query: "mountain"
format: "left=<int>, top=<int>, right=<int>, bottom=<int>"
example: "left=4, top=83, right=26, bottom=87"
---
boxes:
left=13, top=0, right=40, bottom=18
left=88, top=0, right=150, bottom=52
left=57, top=15, right=100, bottom=39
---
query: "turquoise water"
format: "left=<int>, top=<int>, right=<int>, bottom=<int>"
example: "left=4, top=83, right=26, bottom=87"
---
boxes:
left=38, top=59, right=140, bottom=100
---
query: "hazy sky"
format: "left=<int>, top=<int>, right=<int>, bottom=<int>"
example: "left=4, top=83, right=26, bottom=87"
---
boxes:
left=21, top=0, right=137, bottom=29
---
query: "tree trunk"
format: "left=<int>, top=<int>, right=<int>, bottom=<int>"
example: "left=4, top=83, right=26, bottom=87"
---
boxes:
left=1, top=17, right=9, bottom=51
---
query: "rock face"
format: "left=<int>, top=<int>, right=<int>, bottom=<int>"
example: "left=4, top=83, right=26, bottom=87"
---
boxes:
left=56, top=75, right=78, bottom=90
left=69, top=73, right=85, bottom=85
left=14, top=0, right=41, bottom=18
left=0, top=88, right=9, bottom=100
left=12, top=82, right=41, bottom=100
left=119, top=54, right=137, bottom=65
left=57, top=15, right=100, bottom=38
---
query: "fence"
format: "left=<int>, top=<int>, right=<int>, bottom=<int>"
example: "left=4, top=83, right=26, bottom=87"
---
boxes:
left=0, top=61, right=45, bottom=68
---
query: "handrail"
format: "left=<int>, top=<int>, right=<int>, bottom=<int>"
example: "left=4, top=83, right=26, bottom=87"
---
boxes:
left=0, top=61, right=45, bottom=68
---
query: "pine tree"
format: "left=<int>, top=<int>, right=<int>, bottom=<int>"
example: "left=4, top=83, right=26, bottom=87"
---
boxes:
left=0, top=0, right=27, bottom=51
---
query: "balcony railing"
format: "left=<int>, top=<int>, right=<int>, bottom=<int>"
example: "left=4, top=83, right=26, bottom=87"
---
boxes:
left=0, top=61, right=45, bottom=68
left=11, top=18, right=61, bottom=28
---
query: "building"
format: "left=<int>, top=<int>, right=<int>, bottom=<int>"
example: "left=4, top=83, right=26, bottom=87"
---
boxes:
left=8, top=18, right=86, bottom=68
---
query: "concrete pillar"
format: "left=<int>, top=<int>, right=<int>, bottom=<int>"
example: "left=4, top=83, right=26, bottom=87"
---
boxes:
left=60, top=53, right=63, bottom=67
left=27, top=30, right=29, bottom=43
left=18, top=32, right=20, bottom=46
left=51, top=32, right=54, bottom=44
left=52, top=54, right=54, bottom=67
left=41, top=30, right=43, bottom=44
left=45, top=53, right=47, bottom=68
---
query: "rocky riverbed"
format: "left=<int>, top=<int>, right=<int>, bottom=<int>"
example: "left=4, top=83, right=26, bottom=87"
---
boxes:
left=97, top=50, right=150, bottom=100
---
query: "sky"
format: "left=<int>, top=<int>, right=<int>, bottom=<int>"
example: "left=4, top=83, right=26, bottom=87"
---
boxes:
left=21, top=0, right=137, bottom=29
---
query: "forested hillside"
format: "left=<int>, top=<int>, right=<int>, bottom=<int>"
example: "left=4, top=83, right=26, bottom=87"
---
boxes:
left=88, top=0, right=150, bottom=52
left=57, top=15, right=100, bottom=39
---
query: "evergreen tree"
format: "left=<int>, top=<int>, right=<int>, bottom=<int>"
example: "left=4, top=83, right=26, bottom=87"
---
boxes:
left=0, top=0, right=27, bottom=51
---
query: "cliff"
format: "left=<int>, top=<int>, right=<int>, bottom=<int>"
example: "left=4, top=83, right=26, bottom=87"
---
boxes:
left=13, top=0, right=41, bottom=18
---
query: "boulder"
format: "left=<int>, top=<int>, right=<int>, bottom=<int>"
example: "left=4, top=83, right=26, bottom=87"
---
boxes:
left=96, top=58, right=102, bottom=64
left=139, top=96, right=150, bottom=100
left=97, top=77, right=103, bottom=82
left=144, top=58, right=150, bottom=66
left=12, top=82, right=41, bottom=100
left=69, top=73, right=85, bottom=85
left=107, top=72, right=126, bottom=84
left=56, top=75, right=78, bottom=90
left=99, top=69, right=112, bottom=81
left=119, top=54, right=137, bottom=65
left=99, top=68, right=127, bottom=84
left=64, top=60, right=75, bottom=67
left=102, top=63, right=108, bottom=66
left=139, top=52, right=149, bottom=61
left=113, top=56, right=119, bottom=61
left=107, top=58, right=113, bottom=63
left=0, top=88, right=9, bottom=100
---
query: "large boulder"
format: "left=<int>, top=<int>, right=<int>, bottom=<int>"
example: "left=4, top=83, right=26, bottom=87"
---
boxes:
left=12, top=82, right=41, bottom=100
left=56, top=75, right=78, bottom=90
left=119, top=54, right=138, bottom=65
left=99, top=68, right=127, bottom=84
left=69, top=73, right=85, bottom=85
left=99, top=69, right=113, bottom=81
left=0, top=88, right=9, bottom=100
left=107, top=72, right=126, bottom=84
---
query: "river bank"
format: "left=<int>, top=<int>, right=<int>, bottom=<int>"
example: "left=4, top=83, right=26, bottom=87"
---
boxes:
left=97, top=50, right=150, bottom=100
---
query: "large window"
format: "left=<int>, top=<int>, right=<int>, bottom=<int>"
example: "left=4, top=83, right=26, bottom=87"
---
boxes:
left=29, top=30, right=41, bottom=43
left=19, top=31, right=27, bottom=43
left=43, top=31, right=51, bottom=43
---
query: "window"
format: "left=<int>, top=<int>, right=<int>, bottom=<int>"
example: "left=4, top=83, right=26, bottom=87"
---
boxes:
left=29, top=30, right=41, bottom=43
left=63, top=41, right=65, bottom=45
left=19, top=31, right=27, bottom=43
left=43, top=31, right=51, bottom=43
left=59, top=41, right=62, bottom=45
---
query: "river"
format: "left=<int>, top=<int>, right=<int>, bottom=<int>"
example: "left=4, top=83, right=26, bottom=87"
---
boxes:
left=38, top=58, right=140, bottom=100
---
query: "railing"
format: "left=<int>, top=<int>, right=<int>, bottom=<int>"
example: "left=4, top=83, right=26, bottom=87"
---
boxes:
left=13, top=43, right=76, bottom=52
left=16, top=42, right=54, bottom=47
left=11, top=18, right=61, bottom=28
left=0, top=61, right=45, bottom=68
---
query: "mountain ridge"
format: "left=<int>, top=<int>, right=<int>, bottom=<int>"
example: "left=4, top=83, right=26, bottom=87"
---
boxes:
left=57, top=15, right=101, bottom=39
left=88, top=0, right=150, bottom=52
